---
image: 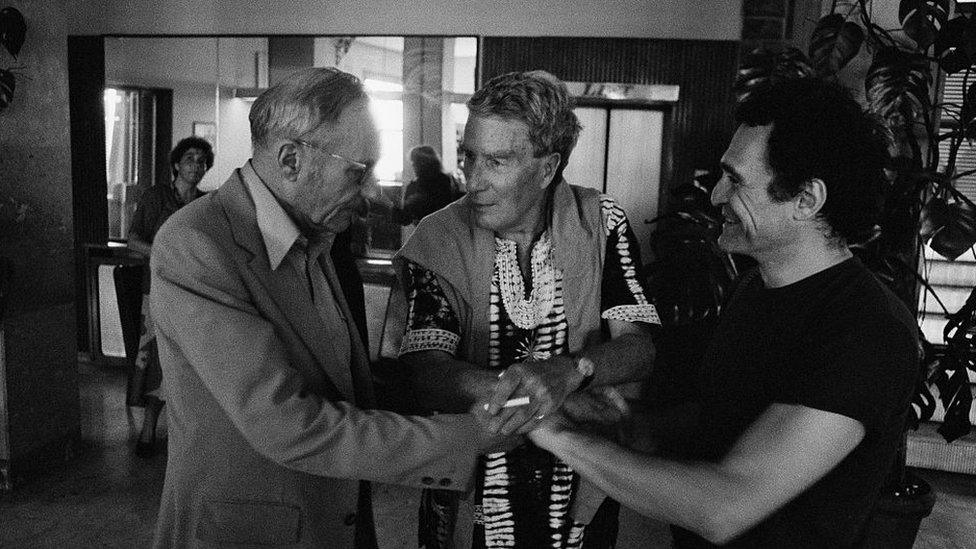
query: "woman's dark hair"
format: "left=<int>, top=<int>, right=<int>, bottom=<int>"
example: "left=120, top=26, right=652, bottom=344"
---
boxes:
left=169, top=136, right=215, bottom=179
left=409, top=145, right=444, bottom=178
left=735, top=78, right=891, bottom=245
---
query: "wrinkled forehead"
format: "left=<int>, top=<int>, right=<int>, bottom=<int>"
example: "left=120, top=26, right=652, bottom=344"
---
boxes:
left=722, top=123, right=773, bottom=169
left=463, top=115, right=533, bottom=153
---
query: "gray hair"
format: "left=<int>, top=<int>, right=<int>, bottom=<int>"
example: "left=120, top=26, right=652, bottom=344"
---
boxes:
left=249, top=67, right=368, bottom=149
left=467, top=70, right=581, bottom=180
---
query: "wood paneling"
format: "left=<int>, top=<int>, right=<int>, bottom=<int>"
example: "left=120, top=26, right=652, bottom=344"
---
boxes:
left=482, top=37, right=739, bottom=202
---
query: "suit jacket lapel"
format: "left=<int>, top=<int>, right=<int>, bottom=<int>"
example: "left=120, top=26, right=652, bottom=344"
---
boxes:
left=216, top=170, right=357, bottom=401
left=319, top=255, right=376, bottom=407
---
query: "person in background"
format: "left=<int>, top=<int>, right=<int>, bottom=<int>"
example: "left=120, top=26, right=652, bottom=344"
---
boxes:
left=127, top=135, right=212, bottom=458
left=528, top=78, right=920, bottom=548
left=148, top=67, right=512, bottom=548
left=392, top=144, right=456, bottom=225
left=395, top=70, right=659, bottom=549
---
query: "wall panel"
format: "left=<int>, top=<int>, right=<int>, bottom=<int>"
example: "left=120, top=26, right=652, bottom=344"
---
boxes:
left=482, top=37, right=739, bottom=204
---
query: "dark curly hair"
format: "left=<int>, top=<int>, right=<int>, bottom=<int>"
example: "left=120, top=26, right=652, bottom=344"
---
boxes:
left=169, top=136, right=214, bottom=179
left=735, top=78, right=890, bottom=245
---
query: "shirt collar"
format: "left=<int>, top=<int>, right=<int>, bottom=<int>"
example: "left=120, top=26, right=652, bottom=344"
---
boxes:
left=241, top=161, right=303, bottom=270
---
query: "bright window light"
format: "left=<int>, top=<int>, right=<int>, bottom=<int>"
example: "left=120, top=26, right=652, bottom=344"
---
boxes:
left=364, top=79, right=404, bottom=93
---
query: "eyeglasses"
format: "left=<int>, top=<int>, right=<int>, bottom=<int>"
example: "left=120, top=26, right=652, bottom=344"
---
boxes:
left=294, top=139, right=371, bottom=186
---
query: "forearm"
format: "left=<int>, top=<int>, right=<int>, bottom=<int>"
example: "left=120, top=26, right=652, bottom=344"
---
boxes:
left=543, top=429, right=748, bottom=544
left=581, top=329, right=655, bottom=388
left=402, top=351, right=496, bottom=413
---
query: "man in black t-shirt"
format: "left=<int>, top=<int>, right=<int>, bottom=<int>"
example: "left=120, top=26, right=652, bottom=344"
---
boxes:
left=527, top=78, right=920, bottom=547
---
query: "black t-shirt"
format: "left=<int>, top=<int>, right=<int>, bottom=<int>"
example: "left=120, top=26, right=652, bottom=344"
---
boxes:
left=670, top=258, right=919, bottom=548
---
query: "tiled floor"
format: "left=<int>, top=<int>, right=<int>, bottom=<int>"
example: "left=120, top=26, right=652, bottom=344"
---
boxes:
left=1, top=286, right=974, bottom=547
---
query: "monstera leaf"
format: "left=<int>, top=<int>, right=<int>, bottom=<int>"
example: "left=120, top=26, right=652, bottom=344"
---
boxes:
left=899, top=0, right=950, bottom=50
left=865, top=47, right=932, bottom=123
left=928, top=198, right=976, bottom=260
left=809, top=13, right=865, bottom=76
left=0, top=68, right=14, bottom=112
left=0, top=6, right=25, bottom=59
left=933, top=288, right=976, bottom=441
left=734, top=47, right=815, bottom=102
left=934, top=15, right=976, bottom=74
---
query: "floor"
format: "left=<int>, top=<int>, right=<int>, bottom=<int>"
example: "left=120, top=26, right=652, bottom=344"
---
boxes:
left=1, top=286, right=974, bottom=547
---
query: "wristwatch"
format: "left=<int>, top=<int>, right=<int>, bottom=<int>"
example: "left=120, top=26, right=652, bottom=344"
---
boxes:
left=574, top=355, right=596, bottom=390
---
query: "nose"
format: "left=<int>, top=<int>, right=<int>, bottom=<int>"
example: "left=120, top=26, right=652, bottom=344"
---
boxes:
left=711, top=176, right=729, bottom=207
left=360, top=175, right=391, bottom=209
left=465, top=162, right=489, bottom=193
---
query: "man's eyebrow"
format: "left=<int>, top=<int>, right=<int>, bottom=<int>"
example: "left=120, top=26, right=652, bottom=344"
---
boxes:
left=720, top=161, right=741, bottom=180
left=460, top=146, right=518, bottom=159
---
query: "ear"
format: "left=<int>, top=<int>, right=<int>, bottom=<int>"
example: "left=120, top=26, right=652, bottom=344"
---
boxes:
left=795, top=178, right=827, bottom=220
left=539, top=152, right=562, bottom=189
left=277, top=141, right=302, bottom=181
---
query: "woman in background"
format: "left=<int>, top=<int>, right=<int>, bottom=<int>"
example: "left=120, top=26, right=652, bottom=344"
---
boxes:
left=393, top=144, right=457, bottom=225
left=127, top=136, right=212, bottom=458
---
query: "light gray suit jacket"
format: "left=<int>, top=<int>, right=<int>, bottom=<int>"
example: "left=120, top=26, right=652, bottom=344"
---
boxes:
left=149, top=168, right=479, bottom=548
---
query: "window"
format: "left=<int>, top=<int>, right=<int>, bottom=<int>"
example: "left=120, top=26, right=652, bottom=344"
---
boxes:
left=919, top=71, right=976, bottom=343
left=103, top=86, right=169, bottom=241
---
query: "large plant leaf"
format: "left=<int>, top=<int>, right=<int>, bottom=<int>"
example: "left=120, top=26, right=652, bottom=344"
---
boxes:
left=809, top=13, right=864, bottom=76
left=929, top=199, right=976, bottom=259
left=899, top=0, right=950, bottom=50
left=0, top=7, right=25, bottom=59
left=934, top=16, right=974, bottom=73
left=865, top=47, right=932, bottom=123
left=919, top=193, right=949, bottom=241
left=934, top=368, right=973, bottom=441
left=734, top=47, right=815, bottom=102
left=0, top=68, right=14, bottom=112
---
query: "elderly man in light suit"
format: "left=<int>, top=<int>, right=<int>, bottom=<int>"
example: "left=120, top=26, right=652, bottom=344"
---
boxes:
left=149, top=67, right=507, bottom=548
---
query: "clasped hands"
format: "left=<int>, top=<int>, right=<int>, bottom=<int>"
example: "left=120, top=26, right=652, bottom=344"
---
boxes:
left=472, top=355, right=628, bottom=439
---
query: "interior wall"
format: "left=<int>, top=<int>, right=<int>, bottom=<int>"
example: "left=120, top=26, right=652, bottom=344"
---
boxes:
left=64, top=0, right=742, bottom=40
left=482, top=37, right=740, bottom=198
left=0, top=0, right=80, bottom=475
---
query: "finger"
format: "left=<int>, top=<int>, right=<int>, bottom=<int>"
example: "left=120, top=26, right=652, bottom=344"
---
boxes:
left=488, top=404, right=523, bottom=434
left=494, top=399, right=543, bottom=436
left=486, top=369, right=523, bottom=415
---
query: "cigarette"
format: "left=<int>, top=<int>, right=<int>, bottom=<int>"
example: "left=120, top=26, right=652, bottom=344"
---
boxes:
left=482, top=396, right=531, bottom=410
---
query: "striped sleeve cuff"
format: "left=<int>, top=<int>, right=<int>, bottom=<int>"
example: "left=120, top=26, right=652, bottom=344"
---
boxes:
left=602, top=304, right=661, bottom=325
left=398, top=328, right=461, bottom=357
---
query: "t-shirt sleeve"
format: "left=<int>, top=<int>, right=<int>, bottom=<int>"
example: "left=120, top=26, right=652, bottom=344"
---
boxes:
left=598, top=195, right=661, bottom=325
left=773, top=320, right=918, bottom=434
left=398, top=259, right=462, bottom=357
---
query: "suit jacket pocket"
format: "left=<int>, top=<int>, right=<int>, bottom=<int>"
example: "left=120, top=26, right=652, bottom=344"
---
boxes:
left=196, top=499, right=301, bottom=545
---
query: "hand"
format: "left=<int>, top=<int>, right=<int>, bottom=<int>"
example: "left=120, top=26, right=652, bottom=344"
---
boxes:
left=469, top=402, right=526, bottom=454
left=562, top=387, right=629, bottom=426
left=481, top=356, right=584, bottom=435
left=526, top=411, right=574, bottom=452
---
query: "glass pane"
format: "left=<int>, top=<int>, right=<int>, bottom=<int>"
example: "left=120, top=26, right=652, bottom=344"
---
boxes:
left=104, top=87, right=139, bottom=240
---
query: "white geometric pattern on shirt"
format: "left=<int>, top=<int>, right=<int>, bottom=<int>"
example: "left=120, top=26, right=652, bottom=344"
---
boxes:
left=485, top=274, right=581, bottom=548
left=494, top=234, right=557, bottom=330
left=400, top=328, right=460, bottom=356
left=600, top=194, right=659, bottom=318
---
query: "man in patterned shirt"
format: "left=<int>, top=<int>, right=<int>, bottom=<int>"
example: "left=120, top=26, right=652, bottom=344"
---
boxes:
left=395, top=70, right=660, bottom=549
